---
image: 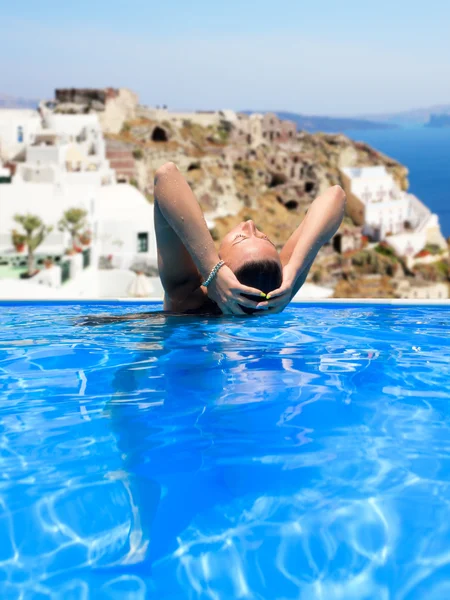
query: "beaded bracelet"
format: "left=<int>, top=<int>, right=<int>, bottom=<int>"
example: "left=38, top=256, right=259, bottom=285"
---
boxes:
left=201, top=260, right=225, bottom=287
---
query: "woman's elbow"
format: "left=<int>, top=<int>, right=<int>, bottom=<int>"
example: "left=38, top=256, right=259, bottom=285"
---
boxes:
left=330, top=185, right=346, bottom=202
left=329, top=185, right=346, bottom=214
left=154, top=161, right=178, bottom=184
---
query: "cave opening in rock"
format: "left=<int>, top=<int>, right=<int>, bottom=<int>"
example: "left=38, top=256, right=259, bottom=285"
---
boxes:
left=187, top=162, right=201, bottom=171
left=284, top=199, right=299, bottom=210
left=269, top=173, right=287, bottom=188
left=304, top=181, right=315, bottom=193
left=151, top=127, right=168, bottom=142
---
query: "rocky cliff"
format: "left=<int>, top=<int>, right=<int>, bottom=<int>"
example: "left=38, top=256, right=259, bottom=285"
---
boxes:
left=103, top=115, right=409, bottom=248
left=99, top=106, right=447, bottom=298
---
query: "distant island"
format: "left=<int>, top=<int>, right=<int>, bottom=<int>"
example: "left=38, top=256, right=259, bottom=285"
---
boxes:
left=0, top=94, right=38, bottom=110
left=425, top=114, right=450, bottom=128
left=242, top=111, right=397, bottom=133
left=360, top=104, right=450, bottom=126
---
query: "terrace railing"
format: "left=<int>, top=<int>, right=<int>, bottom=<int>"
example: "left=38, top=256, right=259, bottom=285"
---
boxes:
left=61, top=260, right=70, bottom=283
left=82, top=248, right=91, bottom=269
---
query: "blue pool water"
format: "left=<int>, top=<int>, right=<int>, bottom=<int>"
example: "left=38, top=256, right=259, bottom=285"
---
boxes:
left=1, top=301, right=450, bottom=599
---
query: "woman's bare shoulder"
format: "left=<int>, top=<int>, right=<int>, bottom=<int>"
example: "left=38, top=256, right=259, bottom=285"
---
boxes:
left=164, top=285, right=221, bottom=315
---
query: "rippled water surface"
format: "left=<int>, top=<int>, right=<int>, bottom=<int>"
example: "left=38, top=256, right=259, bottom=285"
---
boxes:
left=1, top=301, right=450, bottom=599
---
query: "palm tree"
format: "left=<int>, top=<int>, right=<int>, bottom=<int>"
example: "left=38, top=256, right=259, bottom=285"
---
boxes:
left=58, top=208, right=88, bottom=250
left=13, top=214, right=53, bottom=276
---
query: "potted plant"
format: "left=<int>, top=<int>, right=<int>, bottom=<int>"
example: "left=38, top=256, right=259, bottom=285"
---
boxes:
left=11, top=229, right=27, bottom=253
left=79, top=229, right=92, bottom=246
left=13, top=214, right=52, bottom=278
left=58, top=208, right=88, bottom=251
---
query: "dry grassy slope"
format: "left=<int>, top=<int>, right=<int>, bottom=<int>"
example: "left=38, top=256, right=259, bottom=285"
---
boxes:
left=211, top=192, right=298, bottom=250
left=334, top=276, right=396, bottom=298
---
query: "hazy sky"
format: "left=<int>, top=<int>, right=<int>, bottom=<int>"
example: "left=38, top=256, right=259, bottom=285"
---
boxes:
left=2, top=0, right=449, bottom=115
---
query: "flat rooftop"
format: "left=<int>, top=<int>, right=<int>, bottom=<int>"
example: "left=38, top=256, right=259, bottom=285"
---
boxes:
left=341, top=166, right=388, bottom=179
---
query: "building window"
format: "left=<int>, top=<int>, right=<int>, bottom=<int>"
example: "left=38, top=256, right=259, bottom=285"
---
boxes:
left=137, top=232, right=148, bottom=252
left=17, top=126, right=24, bottom=143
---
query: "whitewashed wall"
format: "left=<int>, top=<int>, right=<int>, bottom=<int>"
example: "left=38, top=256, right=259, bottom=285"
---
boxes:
left=0, top=110, right=42, bottom=160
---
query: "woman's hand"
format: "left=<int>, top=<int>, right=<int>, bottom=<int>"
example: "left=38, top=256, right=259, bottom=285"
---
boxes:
left=206, top=264, right=266, bottom=316
left=263, top=263, right=298, bottom=314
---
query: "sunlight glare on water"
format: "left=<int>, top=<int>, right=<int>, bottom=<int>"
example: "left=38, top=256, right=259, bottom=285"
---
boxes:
left=0, top=302, right=450, bottom=599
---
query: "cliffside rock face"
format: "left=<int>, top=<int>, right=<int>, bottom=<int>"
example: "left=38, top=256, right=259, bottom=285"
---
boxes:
left=99, top=89, right=139, bottom=134
left=296, top=133, right=409, bottom=192
left=100, top=111, right=409, bottom=245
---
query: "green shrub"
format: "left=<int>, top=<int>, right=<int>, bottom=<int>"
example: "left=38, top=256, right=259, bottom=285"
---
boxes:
left=374, top=244, right=397, bottom=261
left=435, top=260, right=449, bottom=278
left=217, top=119, right=232, bottom=142
left=233, top=162, right=253, bottom=180
left=133, top=148, right=144, bottom=160
left=312, top=270, right=322, bottom=283
left=210, top=227, right=220, bottom=241
left=425, top=243, right=443, bottom=255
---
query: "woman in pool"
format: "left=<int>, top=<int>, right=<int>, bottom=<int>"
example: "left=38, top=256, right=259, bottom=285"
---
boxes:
left=154, top=161, right=346, bottom=316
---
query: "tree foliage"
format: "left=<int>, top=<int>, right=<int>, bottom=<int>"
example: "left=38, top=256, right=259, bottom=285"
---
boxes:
left=58, top=208, right=88, bottom=247
left=14, top=214, right=53, bottom=274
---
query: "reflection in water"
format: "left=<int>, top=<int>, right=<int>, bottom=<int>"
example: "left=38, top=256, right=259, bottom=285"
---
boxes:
left=0, top=304, right=450, bottom=598
left=104, top=314, right=380, bottom=597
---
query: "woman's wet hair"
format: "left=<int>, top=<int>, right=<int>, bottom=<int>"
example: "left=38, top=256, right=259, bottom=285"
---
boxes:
left=234, top=259, right=283, bottom=314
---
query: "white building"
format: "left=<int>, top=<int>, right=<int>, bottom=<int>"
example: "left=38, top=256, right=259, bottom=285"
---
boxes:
left=232, top=113, right=264, bottom=146
left=0, top=161, right=11, bottom=182
left=94, top=184, right=157, bottom=269
left=293, top=283, right=334, bottom=300
left=394, top=279, right=449, bottom=300
left=0, top=109, right=42, bottom=161
left=13, top=113, right=115, bottom=187
left=340, top=166, right=447, bottom=258
left=0, top=183, right=156, bottom=269
left=139, top=107, right=237, bottom=128
left=0, top=107, right=157, bottom=298
left=341, top=166, right=411, bottom=239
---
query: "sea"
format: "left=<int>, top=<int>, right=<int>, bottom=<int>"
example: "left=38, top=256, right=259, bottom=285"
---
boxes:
left=344, top=126, right=450, bottom=238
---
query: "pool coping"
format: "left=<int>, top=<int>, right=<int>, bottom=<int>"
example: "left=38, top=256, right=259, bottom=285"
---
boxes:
left=0, top=298, right=449, bottom=306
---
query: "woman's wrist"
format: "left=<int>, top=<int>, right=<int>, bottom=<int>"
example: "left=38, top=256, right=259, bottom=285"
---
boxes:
left=198, top=254, right=223, bottom=281
left=201, top=260, right=225, bottom=287
left=285, top=257, right=303, bottom=283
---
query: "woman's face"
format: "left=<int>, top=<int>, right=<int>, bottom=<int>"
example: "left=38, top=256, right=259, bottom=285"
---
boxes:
left=219, top=220, right=281, bottom=272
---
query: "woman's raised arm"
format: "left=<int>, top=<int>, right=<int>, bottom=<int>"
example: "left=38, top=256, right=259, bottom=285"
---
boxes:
left=154, top=161, right=221, bottom=301
left=266, top=185, right=346, bottom=309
